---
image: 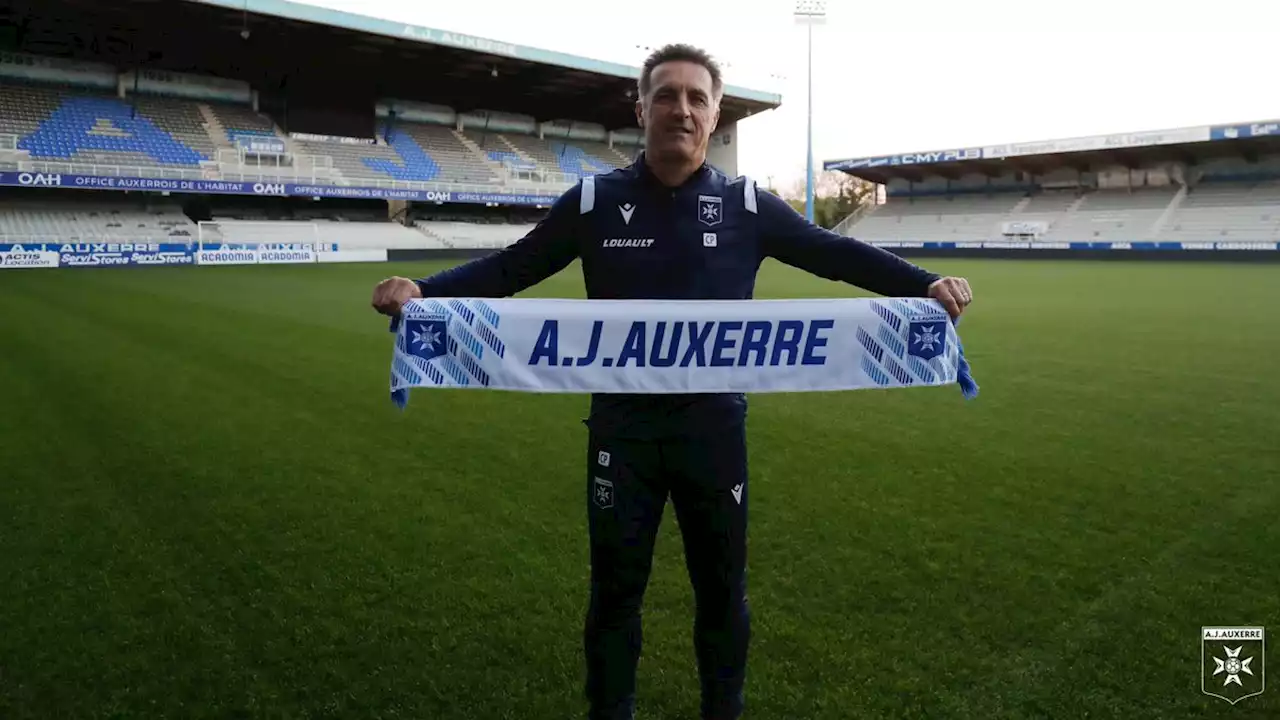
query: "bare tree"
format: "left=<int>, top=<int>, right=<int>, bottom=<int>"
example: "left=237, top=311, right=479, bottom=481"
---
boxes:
left=781, top=169, right=878, bottom=228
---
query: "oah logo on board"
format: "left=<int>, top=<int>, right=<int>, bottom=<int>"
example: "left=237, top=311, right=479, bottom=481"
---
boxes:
left=1202, top=626, right=1264, bottom=705
left=17, top=172, right=62, bottom=186
left=252, top=182, right=286, bottom=195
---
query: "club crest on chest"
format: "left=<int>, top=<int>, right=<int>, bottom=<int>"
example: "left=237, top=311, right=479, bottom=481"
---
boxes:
left=697, top=195, right=722, bottom=227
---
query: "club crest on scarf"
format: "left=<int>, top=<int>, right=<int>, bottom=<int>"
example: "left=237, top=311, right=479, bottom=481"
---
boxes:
left=908, top=316, right=947, bottom=361
left=405, top=316, right=448, bottom=362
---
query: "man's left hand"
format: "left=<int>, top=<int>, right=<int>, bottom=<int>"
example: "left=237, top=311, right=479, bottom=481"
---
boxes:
left=927, top=277, right=973, bottom=319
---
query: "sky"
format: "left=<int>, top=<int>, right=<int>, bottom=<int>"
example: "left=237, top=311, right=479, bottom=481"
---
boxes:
left=301, top=0, right=1279, bottom=188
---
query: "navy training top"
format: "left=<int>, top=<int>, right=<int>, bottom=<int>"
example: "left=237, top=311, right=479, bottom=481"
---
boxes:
left=414, top=154, right=942, bottom=439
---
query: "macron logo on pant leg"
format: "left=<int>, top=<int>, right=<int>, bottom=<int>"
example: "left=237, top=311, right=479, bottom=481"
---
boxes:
left=731, top=483, right=743, bottom=505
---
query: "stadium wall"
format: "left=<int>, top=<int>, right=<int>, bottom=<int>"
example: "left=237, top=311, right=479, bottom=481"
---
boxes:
left=708, top=123, right=738, bottom=177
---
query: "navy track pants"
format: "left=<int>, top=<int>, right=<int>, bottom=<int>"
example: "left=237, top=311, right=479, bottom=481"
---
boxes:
left=583, top=422, right=750, bottom=720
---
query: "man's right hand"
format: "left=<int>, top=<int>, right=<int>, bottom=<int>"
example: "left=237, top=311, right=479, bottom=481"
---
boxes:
left=371, top=276, right=423, bottom=317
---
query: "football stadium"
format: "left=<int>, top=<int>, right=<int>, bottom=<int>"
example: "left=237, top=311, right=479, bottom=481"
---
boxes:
left=1, top=0, right=1277, bottom=718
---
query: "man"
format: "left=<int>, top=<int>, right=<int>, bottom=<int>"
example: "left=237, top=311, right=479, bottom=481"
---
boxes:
left=373, top=44, right=973, bottom=720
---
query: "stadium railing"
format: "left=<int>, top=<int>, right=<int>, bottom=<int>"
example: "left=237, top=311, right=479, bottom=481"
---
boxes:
left=215, top=147, right=336, bottom=177
left=0, top=132, right=579, bottom=196
left=2, top=157, right=576, bottom=195
left=832, top=201, right=877, bottom=237
left=504, top=166, right=580, bottom=187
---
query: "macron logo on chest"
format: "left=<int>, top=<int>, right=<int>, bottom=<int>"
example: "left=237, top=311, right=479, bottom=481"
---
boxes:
left=604, top=201, right=651, bottom=247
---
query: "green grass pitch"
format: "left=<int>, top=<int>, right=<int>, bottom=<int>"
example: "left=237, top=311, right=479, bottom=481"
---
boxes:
left=1, top=258, right=1277, bottom=719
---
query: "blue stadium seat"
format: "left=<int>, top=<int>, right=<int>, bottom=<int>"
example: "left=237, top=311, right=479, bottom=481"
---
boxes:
left=550, top=141, right=611, bottom=178
left=362, top=131, right=441, bottom=182
left=17, top=96, right=207, bottom=166
left=487, top=150, right=535, bottom=171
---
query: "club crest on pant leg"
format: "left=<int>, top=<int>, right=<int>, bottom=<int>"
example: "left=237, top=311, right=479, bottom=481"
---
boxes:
left=592, top=476, right=614, bottom=510
left=1202, top=626, right=1265, bottom=705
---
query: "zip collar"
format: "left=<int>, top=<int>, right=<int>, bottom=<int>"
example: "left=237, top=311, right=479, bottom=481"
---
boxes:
left=633, top=151, right=715, bottom=192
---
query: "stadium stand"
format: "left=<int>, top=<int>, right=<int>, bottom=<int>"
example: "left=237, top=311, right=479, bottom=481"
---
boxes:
left=390, top=124, right=493, bottom=184
left=130, top=95, right=220, bottom=162
left=1153, top=159, right=1280, bottom=245
left=413, top=220, right=533, bottom=249
left=844, top=194, right=1025, bottom=243
left=1041, top=188, right=1176, bottom=242
left=1009, top=190, right=1080, bottom=229
left=0, top=83, right=76, bottom=147
left=839, top=181, right=1280, bottom=247
left=502, top=133, right=616, bottom=179
left=8, top=80, right=1280, bottom=255
left=5, top=59, right=1280, bottom=256
left=824, top=118, right=1280, bottom=257
left=1158, top=180, right=1280, bottom=242
left=0, top=197, right=196, bottom=242
left=3, top=84, right=212, bottom=168
left=5, top=0, right=1276, bottom=261
left=287, top=136, right=402, bottom=182
left=0, top=79, right=637, bottom=192
left=199, top=219, right=433, bottom=250
left=207, top=102, right=279, bottom=144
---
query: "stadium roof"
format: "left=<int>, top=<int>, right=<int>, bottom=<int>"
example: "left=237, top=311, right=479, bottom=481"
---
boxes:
left=824, top=119, right=1280, bottom=184
left=195, top=0, right=781, bottom=105
left=3, top=0, right=780, bottom=132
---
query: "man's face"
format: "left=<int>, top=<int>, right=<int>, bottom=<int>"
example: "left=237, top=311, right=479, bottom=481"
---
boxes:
left=636, top=60, right=721, bottom=164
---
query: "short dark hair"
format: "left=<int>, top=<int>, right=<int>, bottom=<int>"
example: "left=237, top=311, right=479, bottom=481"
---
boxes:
left=638, top=43, right=723, bottom=99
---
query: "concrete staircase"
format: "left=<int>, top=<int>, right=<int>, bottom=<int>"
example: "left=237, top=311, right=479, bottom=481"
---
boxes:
left=497, top=135, right=538, bottom=168
left=452, top=130, right=506, bottom=180
left=197, top=103, right=231, bottom=148
left=1006, top=195, right=1033, bottom=215
left=608, top=145, right=633, bottom=165
left=412, top=222, right=454, bottom=249
left=281, top=132, right=309, bottom=161
left=1146, top=185, right=1188, bottom=240
left=832, top=202, right=879, bottom=237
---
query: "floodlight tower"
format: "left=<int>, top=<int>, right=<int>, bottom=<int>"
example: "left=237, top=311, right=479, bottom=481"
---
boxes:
left=794, top=0, right=826, bottom=223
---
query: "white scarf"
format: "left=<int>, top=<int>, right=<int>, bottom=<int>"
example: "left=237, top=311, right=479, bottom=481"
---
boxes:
left=389, top=297, right=977, bottom=407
